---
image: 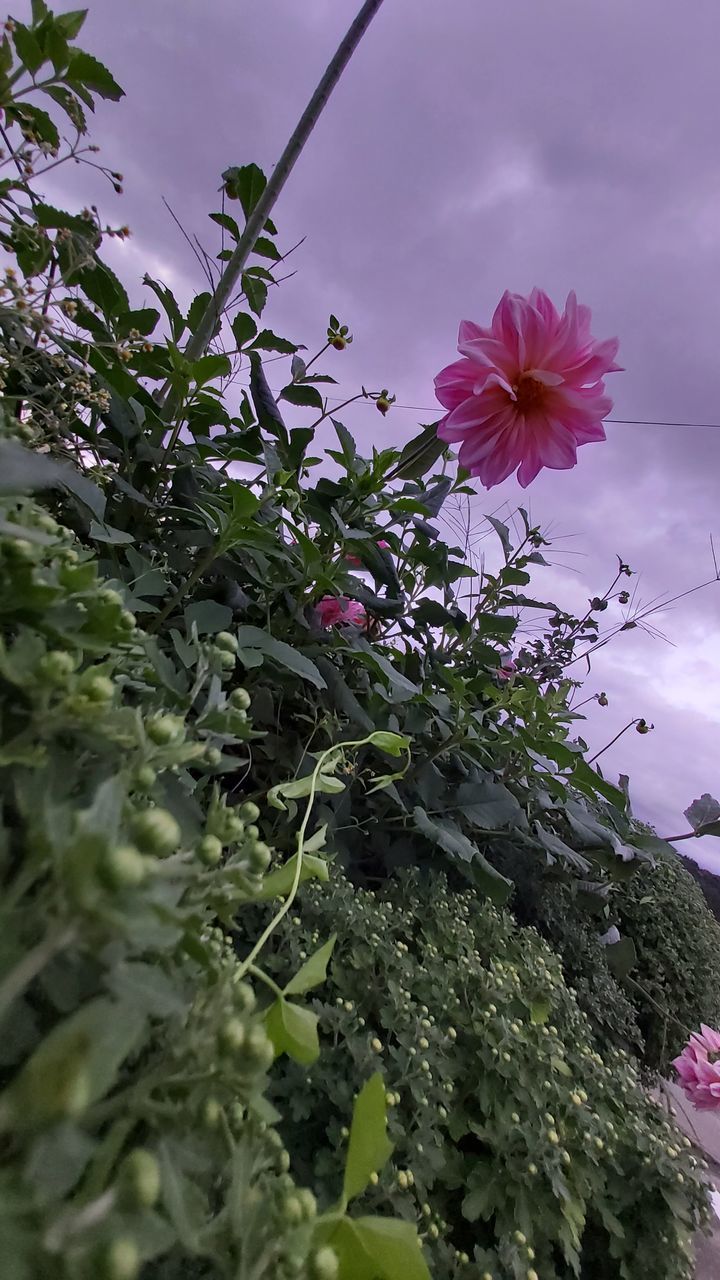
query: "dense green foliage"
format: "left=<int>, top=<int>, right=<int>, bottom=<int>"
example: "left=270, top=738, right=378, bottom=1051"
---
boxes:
left=0, top=6, right=717, bottom=1280
left=254, top=870, right=710, bottom=1280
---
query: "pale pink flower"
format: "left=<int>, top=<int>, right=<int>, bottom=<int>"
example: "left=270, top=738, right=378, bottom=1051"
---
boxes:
left=495, top=659, right=517, bottom=682
left=345, top=540, right=390, bottom=569
left=434, top=289, right=622, bottom=489
left=315, top=595, right=367, bottom=629
left=672, top=1025, right=720, bottom=1110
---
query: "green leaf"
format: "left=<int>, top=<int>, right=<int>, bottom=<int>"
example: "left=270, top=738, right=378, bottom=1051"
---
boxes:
left=353, top=638, right=420, bottom=699
left=412, top=807, right=512, bottom=905
left=250, top=329, right=298, bottom=354
left=209, top=211, right=240, bottom=239
left=268, top=773, right=345, bottom=810
left=229, top=162, right=267, bottom=220
left=352, top=1218, right=430, bottom=1280
left=284, top=935, right=336, bottom=996
left=55, top=9, right=88, bottom=38
left=265, top=997, right=319, bottom=1065
left=88, top=520, right=134, bottom=546
left=605, top=937, right=637, bottom=980
left=0, top=441, right=105, bottom=520
left=106, top=962, right=187, bottom=1018
left=485, top=514, right=512, bottom=560
left=116, top=307, right=159, bottom=338
left=43, top=85, right=86, bottom=131
left=368, top=731, right=409, bottom=758
left=9, top=998, right=145, bottom=1127
left=232, top=312, right=257, bottom=348
left=79, top=260, right=129, bottom=319
left=242, top=272, right=267, bottom=317
left=234, top=626, right=326, bottom=689
left=67, top=49, right=124, bottom=100
left=12, top=23, right=44, bottom=73
left=184, top=600, right=233, bottom=635
left=280, top=383, right=324, bottom=411
left=252, top=235, right=281, bottom=261
left=253, top=852, right=329, bottom=901
left=343, top=1073, right=394, bottom=1205
left=143, top=274, right=185, bottom=341
left=392, top=421, right=447, bottom=481
left=8, top=101, right=59, bottom=150
left=530, top=999, right=551, bottom=1025
left=191, top=353, right=231, bottom=386
left=684, top=793, right=720, bottom=834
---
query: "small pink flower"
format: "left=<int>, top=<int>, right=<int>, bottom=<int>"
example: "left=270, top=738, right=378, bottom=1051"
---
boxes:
left=495, top=659, right=516, bottom=682
left=672, top=1025, right=720, bottom=1110
left=344, top=540, right=391, bottom=569
left=434, top=289, right=622, bottom=489
left=315, top=595, right=367, bottom=629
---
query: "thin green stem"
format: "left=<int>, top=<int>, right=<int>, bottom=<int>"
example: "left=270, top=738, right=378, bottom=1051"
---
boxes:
left=146, top=542, right=219, bottom=635
left=236, top=735, right=375, bottom=980
left=0, top=924, right=75, bottom=1021
left=587, top=719, right=640, bottom=765
left=249, top=965, right=284, bottom=999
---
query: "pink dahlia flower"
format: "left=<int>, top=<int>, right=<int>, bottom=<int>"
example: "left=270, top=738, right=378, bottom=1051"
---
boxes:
left=672, top=1024, right=720, bottom=1110
left=434, top=289, right=622, bottom=489
left=315, top=595, right=367, bottom=629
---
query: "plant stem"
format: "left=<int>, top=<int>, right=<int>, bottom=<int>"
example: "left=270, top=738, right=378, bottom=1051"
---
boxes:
left=658, top=830, right=700, bottom=845
left=146, top=542, right=219, bottom=635
left=587, top=719, right=640, bottom=765
left=160, top=0, right=386, bottom=403
left=0, top=924, right=75, bottom=1021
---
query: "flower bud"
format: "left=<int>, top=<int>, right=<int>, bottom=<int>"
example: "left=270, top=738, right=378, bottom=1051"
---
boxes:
left=132, top=808, right=181, bottom=857
left=101, top=845, right=147, bottom=890
left=117, top=1148, right=161, bottom=1209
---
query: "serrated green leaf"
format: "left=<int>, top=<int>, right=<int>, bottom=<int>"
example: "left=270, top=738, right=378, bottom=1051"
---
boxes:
left=67, top=48, right=124, bottom=100
left=252, top=852, right=329, bottom=901
left=343, top=1073, right=394, bottom=1205
left=265, top=997, right=319, bottom=1065
left=234, top=626, right=326, bottom=689
left=284, top=935, right=336, bottom=997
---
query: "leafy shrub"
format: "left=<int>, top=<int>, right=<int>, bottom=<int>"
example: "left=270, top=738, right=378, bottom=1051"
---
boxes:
left=493, top=835, right=720, bottom=1074
left=612, top=848, right=720, bottom=1071
left=0, top=497, right=426, bottom=1280
left=250, top=871, right=711, bottom=1280
left=1, top=7, right=719, bottom=1279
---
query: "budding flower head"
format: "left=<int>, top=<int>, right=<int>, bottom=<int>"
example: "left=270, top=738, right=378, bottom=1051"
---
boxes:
left=618, top=590, right=630, bottom=604
left=597, top=691, right=608, bottom=707
left=636, top=718, right=654, bottom=735
left=375, top=389, right=395, bottom=416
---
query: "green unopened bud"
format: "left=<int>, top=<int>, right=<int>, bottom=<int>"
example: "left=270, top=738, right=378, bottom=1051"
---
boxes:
left=203, top=1098, right=222, bottom=1129
left=101, top=1238, right=139, bottom=1280
left=311, top=1247, right=339, bottom=1280
left=82, top=674, right=115, bottom=703
left=118, top=1148, right=161, bottom=1209
left=198, top=834, right=223, bottom=866
left=248, top=840, right=271, bottom=873
left=132, top=808, right=181, bottom=857
left=219, top=1017, right=247, bottom=1054
left=230, top=687, right=251, bottom=711
left=216, top=648, right=236, bottom=671
left=102, top=845, right=147, bottom=890
left=38, top=649, right=75, bottom=685
left=146, top=714, right=185, bottom=745
left=133, top=764, right=157, bottom=791
left=215, top=631, right=238, bottom=653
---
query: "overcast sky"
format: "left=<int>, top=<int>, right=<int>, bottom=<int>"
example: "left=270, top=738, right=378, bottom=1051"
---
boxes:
left=47, top=0, right=720, bottom=868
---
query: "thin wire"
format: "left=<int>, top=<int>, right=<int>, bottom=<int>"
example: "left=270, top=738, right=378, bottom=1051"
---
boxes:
left=234, top=375, right=720, bottom=430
